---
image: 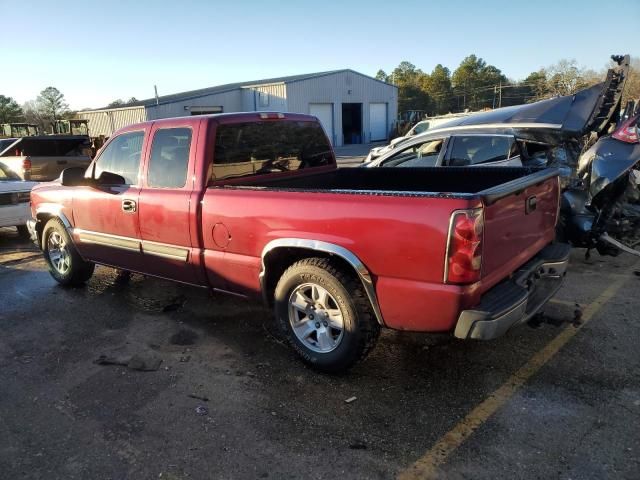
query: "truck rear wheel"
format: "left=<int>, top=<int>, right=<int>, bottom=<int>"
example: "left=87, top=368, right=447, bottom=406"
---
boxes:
left=274, top=257, right=380, bottom=373
left=42, top=218, right=95, bottom=286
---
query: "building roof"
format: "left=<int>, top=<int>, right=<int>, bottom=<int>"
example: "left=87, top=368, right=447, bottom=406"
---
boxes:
left=92, top=69, right=395, bottom=110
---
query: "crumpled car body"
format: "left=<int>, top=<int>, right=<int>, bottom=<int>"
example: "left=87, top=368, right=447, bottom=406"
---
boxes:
left=367, top=55, right=640, bottom=258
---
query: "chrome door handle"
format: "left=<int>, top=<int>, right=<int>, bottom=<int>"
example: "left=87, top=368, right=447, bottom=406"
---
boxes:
left=525, top=195, right=537, bottom=214
left=122, top=199, right=137, bottom=213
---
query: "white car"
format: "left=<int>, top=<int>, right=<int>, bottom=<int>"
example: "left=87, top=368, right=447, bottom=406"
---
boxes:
left=0, top=161, right=36, bottom=237
left=364, top=113, right=472, bottom=163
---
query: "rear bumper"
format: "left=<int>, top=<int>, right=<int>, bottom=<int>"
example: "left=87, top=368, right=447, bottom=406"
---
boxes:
left=454, top=243, right=571, bottom=340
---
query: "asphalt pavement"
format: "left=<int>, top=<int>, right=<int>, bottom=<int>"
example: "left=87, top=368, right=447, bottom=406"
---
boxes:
left=1, top=226, right=638, bottom=479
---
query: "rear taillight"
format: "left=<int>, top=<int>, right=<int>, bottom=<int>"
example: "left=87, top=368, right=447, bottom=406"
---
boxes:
left=445, top=208, right=484, bottom=284
left=612, top=116, right=638, bottom=143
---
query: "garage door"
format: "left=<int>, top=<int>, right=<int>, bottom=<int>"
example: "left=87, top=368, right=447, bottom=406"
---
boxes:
left=369, top=103, right=387, bottom=142
left=309, top=103, right=334, bottom=145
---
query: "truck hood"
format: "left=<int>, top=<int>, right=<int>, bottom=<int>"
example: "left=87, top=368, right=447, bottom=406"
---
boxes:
left=437, top=55, right=630, bottom=137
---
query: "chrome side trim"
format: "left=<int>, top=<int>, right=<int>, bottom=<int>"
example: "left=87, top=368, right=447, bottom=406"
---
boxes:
left=425, top=122, right=562, bottom=135
left=73, top=228, right=141, bottom=253
left=72, top=229, right=191, bottom=261
left=142, top=240, right=190, bottom=261
left=260, top=238, right=386, bottom=326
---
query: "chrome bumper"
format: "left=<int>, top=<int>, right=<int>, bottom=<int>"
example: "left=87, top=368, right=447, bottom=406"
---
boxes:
left=454, top=243, right=571, bottom=340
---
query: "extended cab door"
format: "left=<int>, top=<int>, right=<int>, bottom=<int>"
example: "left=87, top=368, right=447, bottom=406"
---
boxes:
left=136, top=121, right=202, bottom=285
left=72, top=128, right=148, bottom=270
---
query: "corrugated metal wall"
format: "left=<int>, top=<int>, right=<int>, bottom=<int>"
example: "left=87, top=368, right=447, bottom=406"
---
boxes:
left=145, top=90, right=243, bottom=120
left=78, top=72, right=396, bottom=146
left=241, top=84, right=287, bottom=111
left=286, top=71, right=398, bottom=146
left=77, top=106, right=147, bottom=137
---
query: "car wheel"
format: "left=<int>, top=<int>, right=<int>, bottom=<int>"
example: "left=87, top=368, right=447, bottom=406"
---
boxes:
left=42, top=218, right=95, bottom=286
left=274, top=257, right=380, bottom=373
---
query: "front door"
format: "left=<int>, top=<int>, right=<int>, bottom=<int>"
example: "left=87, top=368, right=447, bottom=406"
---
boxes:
left=72, top=129, right=148, bottom=271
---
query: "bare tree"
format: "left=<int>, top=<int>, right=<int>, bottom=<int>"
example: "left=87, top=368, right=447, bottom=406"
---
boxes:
left=541, top=59, right=602, bottom=97
left=622, top=57, right=640, bottom=107
left=22, top=100, right=48, bottom=132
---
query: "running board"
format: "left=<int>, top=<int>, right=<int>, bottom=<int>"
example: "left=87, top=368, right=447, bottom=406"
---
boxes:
left=600, top=233, right=640, bottom=257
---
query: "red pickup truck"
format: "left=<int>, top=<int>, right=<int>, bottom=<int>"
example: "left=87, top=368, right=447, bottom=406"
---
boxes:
left=28, top=112, right=569, bottom=372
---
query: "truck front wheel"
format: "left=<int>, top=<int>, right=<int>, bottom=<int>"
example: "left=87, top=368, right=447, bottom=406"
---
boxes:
left=42, top=218, right=95, bottom=286
left=274, top=257, right=380, bottom=373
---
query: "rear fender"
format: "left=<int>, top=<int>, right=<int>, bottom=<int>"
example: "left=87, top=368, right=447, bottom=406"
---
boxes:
left=260, top=238, right=385, bottom=326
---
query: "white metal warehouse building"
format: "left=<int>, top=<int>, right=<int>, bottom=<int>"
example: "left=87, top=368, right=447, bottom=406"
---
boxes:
left=78, top=70, right=398, bottom=147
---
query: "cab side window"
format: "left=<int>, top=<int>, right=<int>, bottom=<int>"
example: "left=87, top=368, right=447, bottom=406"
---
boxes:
left=379, top=138, right=444, bottom=167
left=94, top=131, right=144, bottom=185
left=147, top=128, right=192, bottom=188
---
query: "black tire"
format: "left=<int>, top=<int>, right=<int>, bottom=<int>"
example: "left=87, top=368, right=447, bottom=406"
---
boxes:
left=16, top=224, right=30, bottom=239
left=42, top=218, right=95, bottom=286
left=274, top=257, right=380, bottom=373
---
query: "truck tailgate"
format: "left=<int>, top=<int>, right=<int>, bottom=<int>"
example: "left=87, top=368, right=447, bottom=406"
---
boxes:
left=29, top=156, right=92, bottom=181
left=479, top=171, right=560, bottom=293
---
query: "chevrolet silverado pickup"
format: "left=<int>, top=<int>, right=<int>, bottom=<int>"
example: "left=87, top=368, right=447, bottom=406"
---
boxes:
left=28, top=112, right=569, bottom=372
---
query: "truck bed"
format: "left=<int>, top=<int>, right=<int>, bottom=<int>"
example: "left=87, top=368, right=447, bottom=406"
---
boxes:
left=220, top=166, right=558, bottom=204
left=203, top=165, right=560, bottom=331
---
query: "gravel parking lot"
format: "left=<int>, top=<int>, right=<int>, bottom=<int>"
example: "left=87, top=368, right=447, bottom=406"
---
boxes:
left=1, top=226, right=639, bottom=480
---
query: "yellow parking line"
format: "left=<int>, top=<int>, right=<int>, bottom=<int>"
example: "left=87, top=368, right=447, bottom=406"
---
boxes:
left=397, top=275, right=629, bottom=480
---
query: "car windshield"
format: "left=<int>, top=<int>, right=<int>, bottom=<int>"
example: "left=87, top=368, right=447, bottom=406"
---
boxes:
left=0, top=161, right=20, bottom=180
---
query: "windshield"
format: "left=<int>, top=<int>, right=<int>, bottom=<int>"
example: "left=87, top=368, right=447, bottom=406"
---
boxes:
left=0, top=162, right=20, bottom=180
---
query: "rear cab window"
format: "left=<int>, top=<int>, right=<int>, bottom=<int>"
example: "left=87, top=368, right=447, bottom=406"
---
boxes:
left=209, top=120, right=333, bottom=182
left=447, top=135, right=516, bottom=166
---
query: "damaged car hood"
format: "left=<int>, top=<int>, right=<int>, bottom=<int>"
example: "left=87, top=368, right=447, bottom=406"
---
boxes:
left=435, top=55, right=629, bottom=137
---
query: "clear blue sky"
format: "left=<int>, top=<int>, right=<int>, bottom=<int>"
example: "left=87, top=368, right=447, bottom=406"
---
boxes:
left=2, top=0, right=638, bottom=110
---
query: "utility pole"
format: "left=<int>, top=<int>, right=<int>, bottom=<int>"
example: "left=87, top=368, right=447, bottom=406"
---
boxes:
left=498, top=81, right=502, bottom=108
left=492, top=85, right=497, bottom=109
left=463, top=81, right=466, bottom=110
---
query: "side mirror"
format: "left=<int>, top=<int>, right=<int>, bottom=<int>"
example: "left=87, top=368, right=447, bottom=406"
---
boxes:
left=60, top=167, right=88, bottom=186
left=97, top=171, right=126, bottom=186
